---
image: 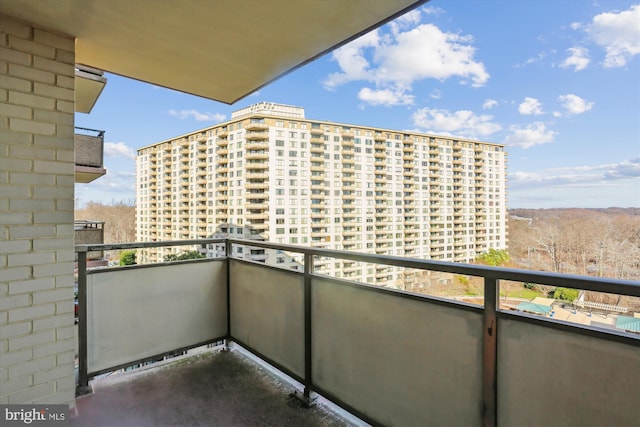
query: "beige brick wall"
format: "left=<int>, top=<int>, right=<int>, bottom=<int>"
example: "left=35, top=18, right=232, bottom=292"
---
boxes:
left=0, top=13, right=76, bottom=406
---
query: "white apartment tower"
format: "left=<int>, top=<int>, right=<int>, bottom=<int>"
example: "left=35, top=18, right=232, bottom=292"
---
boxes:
left=136, top=102, right=507, bottom=285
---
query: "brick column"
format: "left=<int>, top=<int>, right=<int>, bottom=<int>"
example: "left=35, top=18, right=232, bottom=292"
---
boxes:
left=0, top=14, right=77, bottom=406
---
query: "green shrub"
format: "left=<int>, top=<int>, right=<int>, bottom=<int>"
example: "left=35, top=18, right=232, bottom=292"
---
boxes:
left=119, top=250, right=137, bottom=266
left=164, top=250, right=204, bottom=262
left=553, top=287, right=579, bottom=301
left=477, top=248, right=510, bottom=267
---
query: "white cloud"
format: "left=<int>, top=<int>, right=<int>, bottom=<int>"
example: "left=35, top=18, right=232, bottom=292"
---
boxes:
left=587, top=4, right=640, bottom=68
left=560, top=47, right=590, bottom=71
left=429, top=89, right=442, bottom=99
left=422, top=6, right=445, bottom=16
left=518, top=97, right=544, bottom=116
left=514, top=52, right=546, bottom=68
left=358, top=87, right=414, bottom=106
left=570, top=22, right=582, bottom=30
left=482, top=99, right=498, bottom=110
left=412, top=107, right=501, bottom=138
left=104, top=142, right=136, bottom=160
left=324, top=14, right=489, bottom=105
left=510, top=158, right=640, bottom=188
left=168, top=109, right=226, bottom=122
left=503, top=122, right=556, bottom=148
left=556, top=94, right=594, bottom=116
left=323, top=31, right=379, bottom=90
left=392, top=9, right=422, bottom=30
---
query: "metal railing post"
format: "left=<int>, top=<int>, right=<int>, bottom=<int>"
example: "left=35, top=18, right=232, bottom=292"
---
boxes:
left=304, top=253, right=313, bottom=401
left=76, top=248, right=91, bottom=396
left=482, top=276, right=498, bottom=426
left=225, top=239, right=232, bottom=350
left=293, top=252, right=316, bottom=407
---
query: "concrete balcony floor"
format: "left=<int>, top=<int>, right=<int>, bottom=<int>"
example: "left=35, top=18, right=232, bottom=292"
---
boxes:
left=70, top=348, right=353, bottom=427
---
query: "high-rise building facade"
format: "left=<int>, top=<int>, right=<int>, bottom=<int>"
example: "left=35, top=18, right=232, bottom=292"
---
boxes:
left=136, top=102, right=507, bottom=285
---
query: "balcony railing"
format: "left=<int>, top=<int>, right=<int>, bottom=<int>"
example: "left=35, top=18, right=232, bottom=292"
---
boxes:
left=75, top=239, right=640, bottom=427
left=74, top=126, right=106, bottom=183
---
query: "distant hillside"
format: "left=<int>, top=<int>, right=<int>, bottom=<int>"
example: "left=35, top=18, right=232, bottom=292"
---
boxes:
left=509, top=207, right=640, bottom=219
left=507, top=207, right=640, bottom=281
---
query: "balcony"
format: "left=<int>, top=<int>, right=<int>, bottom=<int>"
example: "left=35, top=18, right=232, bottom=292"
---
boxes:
left=245, top=131, right=269, bottom=141
left=245, top=121, right=268, bottom=131
left=74, top=239, right=639, bottom=427
left=74, top=127, right=106, bottom=183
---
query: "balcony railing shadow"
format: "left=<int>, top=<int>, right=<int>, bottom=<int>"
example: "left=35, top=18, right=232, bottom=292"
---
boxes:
left=75, top=239, right=640, bottom=427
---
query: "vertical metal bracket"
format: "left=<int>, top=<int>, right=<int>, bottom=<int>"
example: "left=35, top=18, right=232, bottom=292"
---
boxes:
left=76, top=248, right=92, bottom=396
left=482, top=276, right=498, bottom=427
left=302, top=252, right=313, bottom=403
left=225, top=239, right=232, bottom=348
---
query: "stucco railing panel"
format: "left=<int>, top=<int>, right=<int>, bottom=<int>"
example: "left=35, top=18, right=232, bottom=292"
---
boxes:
left=311, top=278, right=483, bottom=427
left=498, top=318, right=640, bottom=427
left=87, top=260, right=227, bottom=373
left=229, top=260, right=305, bottom=378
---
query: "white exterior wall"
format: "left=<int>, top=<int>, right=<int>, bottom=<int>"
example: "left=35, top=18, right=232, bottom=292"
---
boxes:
left=136, top=105, right=508, bottom=286
left=0, top=14, right=76, bottom=406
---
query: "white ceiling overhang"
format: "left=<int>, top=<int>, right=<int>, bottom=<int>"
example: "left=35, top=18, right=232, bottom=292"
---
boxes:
left=0, top=0, right=427, bottom=104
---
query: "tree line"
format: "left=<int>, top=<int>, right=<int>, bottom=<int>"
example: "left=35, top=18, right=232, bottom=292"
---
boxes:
left=508, top=208, right=640, bottom=281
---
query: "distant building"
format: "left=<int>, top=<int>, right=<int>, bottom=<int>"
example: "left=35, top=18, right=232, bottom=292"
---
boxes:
left=136, top=102, right=507, bottom=285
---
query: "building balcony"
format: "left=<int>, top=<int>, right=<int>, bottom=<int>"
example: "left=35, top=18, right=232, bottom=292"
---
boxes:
left=245, top=162, right=268, bottom=170
left=402, top=145, right=414, bottom=153
left=245, top=141, right=269, bottom=151
left=342, top=157, right=355, bottom=165
left=245, top=172, right=269, bottom=180
left=245, top=152, right=269, bottom=160
left=245, top=131, right=269, bottom=141
left=373, top=134, right=386, bottom=142
left=245, top=121, right=268, bottom=131
left=245, top=182, right=268, bottom=190
left=74, top=240, right=640, bottom=427
left=246, top=212, right=268, bottom=220
left=74, top=127, right=106, bottom=183
left=248, top=222, right=268, bottom=231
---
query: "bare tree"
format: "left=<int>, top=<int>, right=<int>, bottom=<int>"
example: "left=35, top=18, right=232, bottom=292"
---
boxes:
left=75, top=200, right=136, bottom=244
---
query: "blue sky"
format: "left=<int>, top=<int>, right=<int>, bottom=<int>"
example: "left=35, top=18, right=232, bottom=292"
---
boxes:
left=75, top=0, right=640, bottom=209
